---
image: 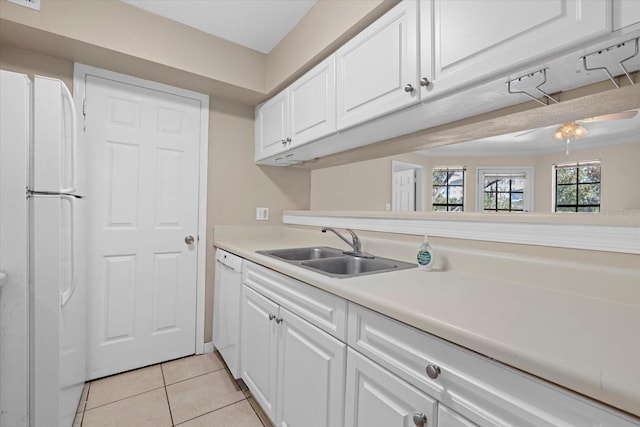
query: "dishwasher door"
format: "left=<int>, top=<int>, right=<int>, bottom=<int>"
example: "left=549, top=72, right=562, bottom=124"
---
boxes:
left=213, top=249, right=243, bottom=379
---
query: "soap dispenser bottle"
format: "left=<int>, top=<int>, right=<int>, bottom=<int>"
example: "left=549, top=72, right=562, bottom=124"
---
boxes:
left=417, top=236, right=434, bottom=271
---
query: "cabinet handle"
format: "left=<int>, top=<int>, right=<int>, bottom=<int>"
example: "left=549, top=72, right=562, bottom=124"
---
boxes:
left=286, top=137, right=292, bottom=144
left=425, top=364, right=440, bottom=379
left=420, top=77, right=430, bottom=87
left=269, top=314, right=276, bottom=321
left=281, top=139, right=287, bottom=146
left=275, top=317, right=283, bottom=324
left=413, top=412, right=428, bottom=426
left=404, top=84, right=415, bottom=93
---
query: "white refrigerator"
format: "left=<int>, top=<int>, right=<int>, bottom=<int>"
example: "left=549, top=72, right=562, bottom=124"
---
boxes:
left=0, top=70, right=86, bottom=427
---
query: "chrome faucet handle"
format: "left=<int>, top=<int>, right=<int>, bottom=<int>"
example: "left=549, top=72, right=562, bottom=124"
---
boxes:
left=346, top=229, right=361, bottom=253
left=322, top=227, right=374, bottom=258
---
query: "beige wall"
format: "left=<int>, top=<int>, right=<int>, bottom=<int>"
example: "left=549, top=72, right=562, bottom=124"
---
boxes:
left=1, top=45, right=311, bottom=342
left=309, top=152, right=423, bottom=210
left=206, top=99, right=310, bottom=339
left=0, top=0, right=396, bottom=102
left=536, top=142, right=640, bottom=213
left=310, top=142, right=640, bottom=213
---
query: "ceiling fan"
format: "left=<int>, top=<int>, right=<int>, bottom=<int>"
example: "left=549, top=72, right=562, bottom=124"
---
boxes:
left=514, top=109, right=638, bottom=154
left=514, top=110, right=638, bottom=138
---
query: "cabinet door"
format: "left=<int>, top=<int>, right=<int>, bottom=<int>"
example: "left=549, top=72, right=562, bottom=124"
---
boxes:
left=344, top=349, right=436, bottom=427
left=240, top=285, right=279, bottom=422
left=430, top=0, right=610, bottom=96
left=614, top=0, right=640, bottom=31
left=336, top=1, right=418, bottom=131
left=275, top=307, right=346, bottom=427
left=289, top=55, right=337, bottom=147
left=255, top=89, right=289, bottom=161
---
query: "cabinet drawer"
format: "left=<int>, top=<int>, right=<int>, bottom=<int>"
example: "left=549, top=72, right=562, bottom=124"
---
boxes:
left=348, top=303, right=639, bottom=427
left=243, top=261, right=347, bottom=341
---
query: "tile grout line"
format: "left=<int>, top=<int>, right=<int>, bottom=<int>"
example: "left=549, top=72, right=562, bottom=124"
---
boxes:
left=83, top=384, right=167, bottom=412
left=160, top=363, right=176, bottom=427
left=172, top=396, right=248, bottom=426
left=164, top=365, right=227, bottom=388
left=79, top=382, right=90, bottom=426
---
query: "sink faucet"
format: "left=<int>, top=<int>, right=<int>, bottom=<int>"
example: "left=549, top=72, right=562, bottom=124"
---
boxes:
left=322, top=228, right=373, bottom=258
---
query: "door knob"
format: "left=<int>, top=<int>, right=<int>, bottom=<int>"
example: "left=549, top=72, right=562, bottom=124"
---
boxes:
left=185, top=235, right=195, bottom=245
left=413, top=412, right=427, bottom=427
left=425, top=364, right=440, bottom=379
left=404, top=84, right=415, bottom=93
left=413, top=412, right=427, bottom=426
left=420, top=77, right=430, bottom=87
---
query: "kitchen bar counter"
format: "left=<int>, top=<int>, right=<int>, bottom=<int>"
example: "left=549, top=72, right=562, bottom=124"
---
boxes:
left=213, top=225, right=640, bottom=418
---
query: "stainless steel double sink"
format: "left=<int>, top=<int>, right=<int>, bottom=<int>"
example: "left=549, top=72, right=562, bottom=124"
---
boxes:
left=256, top=246, right=416, bottom=278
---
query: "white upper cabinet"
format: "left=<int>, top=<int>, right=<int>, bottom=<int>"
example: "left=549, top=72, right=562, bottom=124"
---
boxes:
left=289, top=55, right=336, bottom=147
left=614, top=0, right=640, bottom=31
left=336, top=0, right=419, bottom=131
left=255, top=90, right=289, bottom=161
left=255, top=55, right=337, bottom=163
left=427, top=0, right=611, bottom=97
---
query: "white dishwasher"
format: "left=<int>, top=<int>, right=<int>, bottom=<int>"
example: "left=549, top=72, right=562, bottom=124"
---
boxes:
left=213, top=249, right=243, bottom=379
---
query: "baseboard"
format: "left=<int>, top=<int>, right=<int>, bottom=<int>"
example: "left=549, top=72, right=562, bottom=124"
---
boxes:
left=203, top=341, right=215, bottom=354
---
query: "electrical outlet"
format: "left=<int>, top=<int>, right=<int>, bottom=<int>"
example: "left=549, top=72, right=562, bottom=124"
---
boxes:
left=256, top=207, right=269, bottom=221
left=8, top=0, right=41, bottom=11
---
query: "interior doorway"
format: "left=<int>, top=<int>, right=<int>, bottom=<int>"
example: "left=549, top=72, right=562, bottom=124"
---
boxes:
left=74, top=64, right=209, bottom=379
left=391, top=161, right=424, bottom=212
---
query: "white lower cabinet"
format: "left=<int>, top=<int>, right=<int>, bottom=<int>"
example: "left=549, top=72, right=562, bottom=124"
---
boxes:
left=345, top=348, right=436, bottom=427
left=240, top=285, right=278, bottom=419
left=240, top=263, right=347, bottom=427
left=234, top=259, right=639, bottom=427
left=276, top=307, right=346, bottom=427
left=347, top=303, right=640, bottom=427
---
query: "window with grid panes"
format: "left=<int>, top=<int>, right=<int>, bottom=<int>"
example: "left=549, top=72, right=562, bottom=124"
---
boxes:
left=483, top=173, right=526, bottom=212
left=432, top=167, right=465, bottom=211
left=554, top=161, right=601, bottom=212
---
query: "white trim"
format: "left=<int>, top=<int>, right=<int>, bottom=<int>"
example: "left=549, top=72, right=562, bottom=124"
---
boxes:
left=73, top=63, right=209, bottom=355
left=203, top=341, right=215, bottom=354
left=282, top=214, right=640, bottom=254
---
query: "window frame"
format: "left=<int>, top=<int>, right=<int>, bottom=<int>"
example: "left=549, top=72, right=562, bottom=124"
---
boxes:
left=553, top=160, right=601, bottom=213
left=431, top=166, right=466, bottom=212
left=476, top=167, right=534, bottom=212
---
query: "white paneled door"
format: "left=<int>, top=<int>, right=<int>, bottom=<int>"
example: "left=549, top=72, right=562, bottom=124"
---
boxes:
left=84, top=75, right=202, bottom=379
left=392, top=169, right=416, bottom=212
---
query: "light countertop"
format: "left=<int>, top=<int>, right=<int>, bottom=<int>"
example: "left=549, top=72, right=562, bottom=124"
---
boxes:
left=214, top=226, right=640, bottom=418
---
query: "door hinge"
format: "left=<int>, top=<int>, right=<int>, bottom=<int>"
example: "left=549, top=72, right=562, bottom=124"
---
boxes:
left=82, top=98, right=87, bottom=131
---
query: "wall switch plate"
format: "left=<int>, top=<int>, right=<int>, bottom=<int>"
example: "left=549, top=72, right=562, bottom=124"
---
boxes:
left=8, top=0, right=41, bottom=10
left=256, top=207, right=269, bottom=221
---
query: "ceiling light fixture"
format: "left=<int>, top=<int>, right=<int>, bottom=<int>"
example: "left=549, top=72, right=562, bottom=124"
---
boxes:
left=552, top=122, right=587, bottom=154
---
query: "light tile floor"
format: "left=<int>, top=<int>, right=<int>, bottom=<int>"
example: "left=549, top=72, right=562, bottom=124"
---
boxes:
left=74, top=352, right=273, bottom=427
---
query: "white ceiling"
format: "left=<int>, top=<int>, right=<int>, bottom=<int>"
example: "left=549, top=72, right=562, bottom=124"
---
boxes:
left=418, top=109, right=640, bottom=157
left=122, top=0, right=317, bottom=54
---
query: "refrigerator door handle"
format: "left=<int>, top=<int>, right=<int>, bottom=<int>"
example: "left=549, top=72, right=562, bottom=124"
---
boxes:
left=59, top=82, right=78, bottom=194
left=60, top=194, right=77, bottom=307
